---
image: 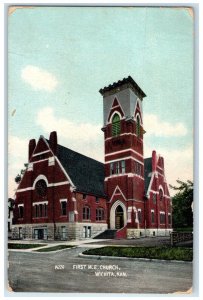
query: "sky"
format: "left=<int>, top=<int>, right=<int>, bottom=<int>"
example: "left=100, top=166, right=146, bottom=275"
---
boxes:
left=8, top=6, right=193, bottom=198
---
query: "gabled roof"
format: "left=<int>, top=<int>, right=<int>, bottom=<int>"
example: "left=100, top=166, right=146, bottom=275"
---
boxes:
left=47, top=137, right=153, bottom=198
left=144, top=157, right=152, bottom=193
left=57, top=143, right=152, bottom=198
left=56, top=144, right=106, bottom=198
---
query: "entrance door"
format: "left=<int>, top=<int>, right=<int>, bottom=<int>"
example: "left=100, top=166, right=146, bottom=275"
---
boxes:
left=83, top=226, right=91, bottom=238
left=38, top=229, right=44, bottom=239
left=115, top=205, right=124, bottom=229
left=61, top=226, right=67, bottom=240
left=34, top=229, right=44, bottom=239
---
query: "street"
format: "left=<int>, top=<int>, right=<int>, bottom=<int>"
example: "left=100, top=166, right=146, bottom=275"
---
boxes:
left=8, top=245, right=192, bottom=294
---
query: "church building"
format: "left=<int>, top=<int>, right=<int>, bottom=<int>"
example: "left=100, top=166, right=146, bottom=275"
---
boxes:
left=11, top=76, right=172, bottom=240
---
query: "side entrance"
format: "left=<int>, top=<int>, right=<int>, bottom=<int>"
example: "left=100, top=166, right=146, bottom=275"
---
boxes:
left=115, top=205, right=124, bottom=229
left=110, top=200, right=127, bottom=230
left=34, top=228, right=48, bottom=240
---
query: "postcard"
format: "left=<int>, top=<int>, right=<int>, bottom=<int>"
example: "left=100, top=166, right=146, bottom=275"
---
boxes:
left=7, top=5, right=193, bottom=294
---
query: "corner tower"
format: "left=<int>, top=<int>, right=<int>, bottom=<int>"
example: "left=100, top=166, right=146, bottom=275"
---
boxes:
left=100, top=76, right=147, bottom=231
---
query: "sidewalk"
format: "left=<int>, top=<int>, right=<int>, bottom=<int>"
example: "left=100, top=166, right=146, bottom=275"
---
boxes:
left=8, top=238, right=109, bottom=252
left=8, top=236, right=193, bottom=252
left=8, top=238, right=108, bottom=245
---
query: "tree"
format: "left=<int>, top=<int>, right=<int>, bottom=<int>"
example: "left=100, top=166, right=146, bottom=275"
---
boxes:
left=14, top=164, right=28, bottom=183
left=170, top=180, right=193, bottom=229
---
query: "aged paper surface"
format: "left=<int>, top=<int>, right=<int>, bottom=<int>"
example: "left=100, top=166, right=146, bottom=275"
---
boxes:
left=7, top=5, right=193, bottom=295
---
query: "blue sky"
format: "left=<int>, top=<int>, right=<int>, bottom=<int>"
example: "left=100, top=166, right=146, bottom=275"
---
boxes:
left=8, top=6, right=193, bottom=197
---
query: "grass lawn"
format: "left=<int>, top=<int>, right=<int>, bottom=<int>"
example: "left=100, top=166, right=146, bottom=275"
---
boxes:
left=8, top=243, right=47, bottom=249
left=35, top=245, right=74, bottom=252
left=83, top=246, right=193, bottom=261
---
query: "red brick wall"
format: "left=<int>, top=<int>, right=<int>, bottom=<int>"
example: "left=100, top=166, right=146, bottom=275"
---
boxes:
left=13, top=137, right=108, bottom=226
left=75, top=192, right=107, bottom=223
left=145, top=153, right=172, bottom=230
left=13, top=129, right=172, bottom=233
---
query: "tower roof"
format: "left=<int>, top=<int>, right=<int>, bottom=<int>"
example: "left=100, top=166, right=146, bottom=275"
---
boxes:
left=99, top=76, right=146, bottom=99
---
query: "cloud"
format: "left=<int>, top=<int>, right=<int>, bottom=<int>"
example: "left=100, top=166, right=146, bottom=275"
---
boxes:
left=21, top=65, right=58, bottom=92
left=144, top=113, right=187, bottom=137
left=36, top=107, right=104, bottom=161
left=36, top=107, right=102, bottom=142
left=8, top=136, right=28, bottom=160
left=8, top=108, right=104, bottom=197
left=8, top=177, right=18, bottom=199
left=8, top=136, right=28, bottom=198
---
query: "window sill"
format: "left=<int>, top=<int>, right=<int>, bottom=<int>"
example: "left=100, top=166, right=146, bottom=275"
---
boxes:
left=109, top=173, right=127, bottom=178
left=32, top=216, right=48, bottom=219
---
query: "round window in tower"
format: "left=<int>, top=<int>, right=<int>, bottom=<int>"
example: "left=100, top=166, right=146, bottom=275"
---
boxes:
left=35, top=179, right=47, bottom=197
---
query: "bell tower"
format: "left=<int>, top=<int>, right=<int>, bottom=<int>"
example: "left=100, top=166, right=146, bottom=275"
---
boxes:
left=100, top=76, right=147, bottom=229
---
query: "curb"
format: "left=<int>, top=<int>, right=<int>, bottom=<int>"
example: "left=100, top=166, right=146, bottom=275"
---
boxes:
left=79, top=253, right=192, bottom=264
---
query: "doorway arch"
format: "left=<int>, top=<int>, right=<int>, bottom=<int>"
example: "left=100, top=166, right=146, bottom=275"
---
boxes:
left=110, top=200, right=127, bottom=229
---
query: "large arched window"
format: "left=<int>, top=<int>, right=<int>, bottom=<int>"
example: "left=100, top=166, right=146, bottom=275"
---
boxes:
left=35, top=179, right=47, bottom=197
left=136, top=115, right=141, bottom=137
left=112, top=113, right=121, bottom=136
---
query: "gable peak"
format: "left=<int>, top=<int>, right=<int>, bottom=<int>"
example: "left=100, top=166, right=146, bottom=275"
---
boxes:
left=112, top=97, right=120, bottom=108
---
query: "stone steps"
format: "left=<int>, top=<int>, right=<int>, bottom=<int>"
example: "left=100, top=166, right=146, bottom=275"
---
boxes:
left=93, top=229, right=117, bottom=239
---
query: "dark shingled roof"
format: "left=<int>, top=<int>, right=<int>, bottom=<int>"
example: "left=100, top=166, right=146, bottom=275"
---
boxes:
left=46, top=138, right=152, bottom=198
left=56, top=144, right=106, bottom=198
left=99, top=76, right=146, bottom=98
left=144, top=158, right=152, bottom=193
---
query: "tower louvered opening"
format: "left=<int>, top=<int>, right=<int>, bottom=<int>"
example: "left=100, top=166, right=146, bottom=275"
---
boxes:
left=112, top=113, right=121, bottom=136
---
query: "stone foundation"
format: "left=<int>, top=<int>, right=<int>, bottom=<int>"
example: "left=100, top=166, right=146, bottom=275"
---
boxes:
left=11, top=224, right=171, bottom=240
left=66, top=222, right=108, bottom=240
left=11, top=222, right=108, bottom=240
left=127, top=228, right=172, bottom=239
left=11, top=223, right=54, bottom=240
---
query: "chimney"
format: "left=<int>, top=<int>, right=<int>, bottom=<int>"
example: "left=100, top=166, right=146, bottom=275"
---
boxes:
left=28, top=139, right=36, bottom=161
left=152, top=150, right=157, bottom=172
left=49, top=131, right=57, bottom=154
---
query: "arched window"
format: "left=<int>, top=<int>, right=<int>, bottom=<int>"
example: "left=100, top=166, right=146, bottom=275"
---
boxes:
left=112, top=113, right=121, bottom=136
left=159, top=188, right=164, bottom=201
left=96, top=208, right=105, bottom=221
left=136, top=115, right=141, bottom=137
left=83, top=206, right=90, bottom=220
left=35, top=179, right=47, bottom=197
